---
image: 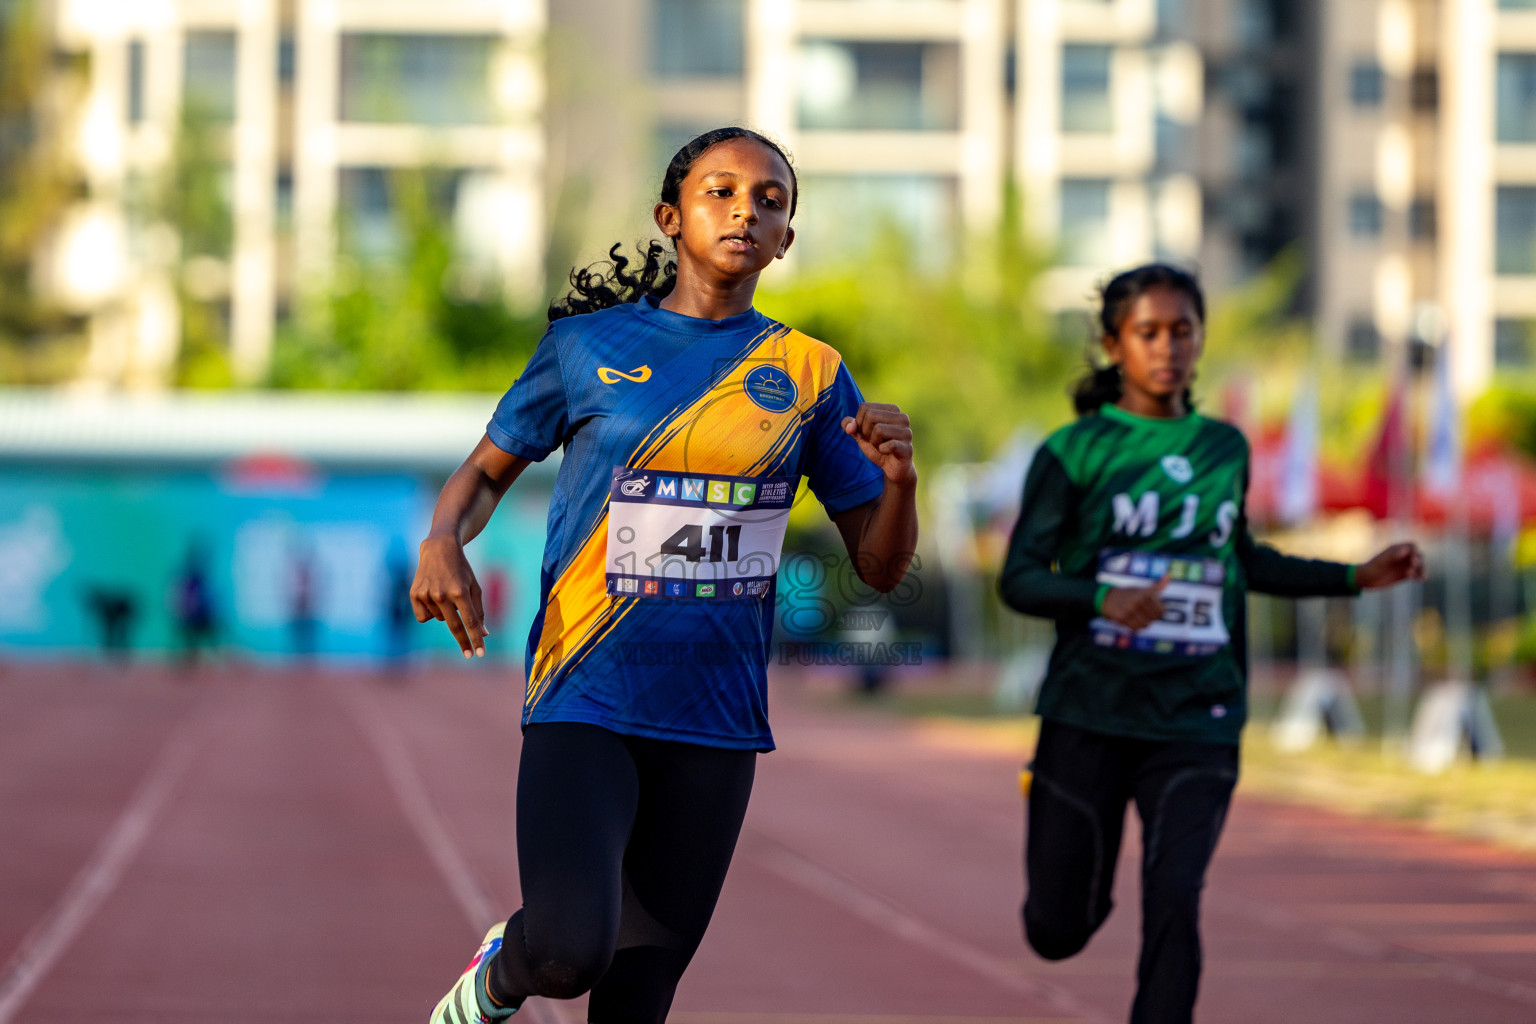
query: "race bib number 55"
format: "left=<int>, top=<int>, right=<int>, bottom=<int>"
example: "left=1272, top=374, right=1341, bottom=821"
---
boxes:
left=605, top=467, right=793, bottom=600
left=1089, top=548, right=1230, bottom=656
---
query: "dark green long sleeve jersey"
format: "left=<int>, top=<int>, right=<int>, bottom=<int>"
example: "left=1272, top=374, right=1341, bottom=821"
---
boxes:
left=998, top=405, right=1358, bottom=745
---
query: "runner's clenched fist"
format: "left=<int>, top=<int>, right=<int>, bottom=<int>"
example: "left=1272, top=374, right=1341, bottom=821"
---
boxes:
left=843, top=403, right=916, bottom=486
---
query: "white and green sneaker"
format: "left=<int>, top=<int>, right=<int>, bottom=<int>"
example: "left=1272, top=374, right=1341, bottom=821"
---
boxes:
left=429, top=922, right=517, bottom=1023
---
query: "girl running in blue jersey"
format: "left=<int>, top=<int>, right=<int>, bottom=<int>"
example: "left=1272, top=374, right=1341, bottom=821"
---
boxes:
left=999, top=264, right=1422, bottom=1024
left=413, top=127, right=918, bottom=1024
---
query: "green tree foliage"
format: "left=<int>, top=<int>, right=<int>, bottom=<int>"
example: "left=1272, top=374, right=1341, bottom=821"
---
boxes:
left=0, top=0, right=85, bottom=382
left=268, top=168, right=545, bottom=391
left=758, top=219, right=1071, bottom=465
left=1473, top=384, right=1536, bottom=459
left=165, top=102, right=236, bottom=388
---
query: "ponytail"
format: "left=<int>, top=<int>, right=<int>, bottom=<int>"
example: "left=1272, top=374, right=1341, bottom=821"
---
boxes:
left=547, top=241, right=676, bottom=322
left=1071, top=363, right=1123, bottom=415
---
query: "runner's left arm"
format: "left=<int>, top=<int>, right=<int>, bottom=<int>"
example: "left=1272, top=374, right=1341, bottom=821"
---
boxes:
left=829, top=403, right=918, bottom=594
left=414, top=326, right=568, bottom=656
left=1238, top=528, right=1358, bottom=597
left=1236, top=470, right=1423, bottom=594
left=414, top=438, right=532, bottom=656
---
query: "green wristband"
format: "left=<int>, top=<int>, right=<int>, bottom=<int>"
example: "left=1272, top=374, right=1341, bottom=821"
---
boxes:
left=1093, top=583, right=1112, bottom=614
left=1346, top=564, right=1359, bottom=592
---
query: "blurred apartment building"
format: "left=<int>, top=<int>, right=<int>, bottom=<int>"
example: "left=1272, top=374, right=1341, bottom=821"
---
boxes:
left=32, top=0, right=1200, bottom=387
left=576, top=0, right=1536, bottom=394
left=1312, top=0, right=1536, bottom=395
left=44, top=0, right=543, bottom=387
left=26, top=0, right=1536, bottom=393
left=1197, top=0, right=1536, bottom=395
left=558, top=0, right=1201, bottom=316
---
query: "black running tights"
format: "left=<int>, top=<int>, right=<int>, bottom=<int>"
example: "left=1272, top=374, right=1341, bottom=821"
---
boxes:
left=487, top=722, right=756, bottom=1023
left=1023, top=719, right=1238, bottom=1024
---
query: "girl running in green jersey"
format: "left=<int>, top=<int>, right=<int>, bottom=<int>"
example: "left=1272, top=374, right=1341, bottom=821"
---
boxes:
left=999, top=264, right=1422, bottom=1024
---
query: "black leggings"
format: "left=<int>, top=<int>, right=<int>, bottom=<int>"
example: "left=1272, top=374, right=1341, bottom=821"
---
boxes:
left=488, top=722, right=756, bottom=1023
left=1023, top=719, right=1237, bottom=1024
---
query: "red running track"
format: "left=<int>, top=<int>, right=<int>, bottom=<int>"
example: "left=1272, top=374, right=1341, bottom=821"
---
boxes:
left=3, top=665, right=1536, bottom=1024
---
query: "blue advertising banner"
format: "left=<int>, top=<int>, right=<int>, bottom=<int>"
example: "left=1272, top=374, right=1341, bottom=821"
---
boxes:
left=0, top=466, right=547, bottom=664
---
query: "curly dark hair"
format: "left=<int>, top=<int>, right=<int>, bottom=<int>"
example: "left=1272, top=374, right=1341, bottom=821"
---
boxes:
left=1071, top=262, right=1205, bottom=416
left=547, top=127, right=798, bottom=322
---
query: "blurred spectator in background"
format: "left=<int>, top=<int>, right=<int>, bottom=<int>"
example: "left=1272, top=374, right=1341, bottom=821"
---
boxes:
left=846, top=601, right=899, bottom=696
left=484, top=565, right=510, bottom=662
left=289, top=543, right=318, bottom=661
left=84, top=587, right=137, bottom=664
left=384, top=539, right=414, bottom=675
left=173, top=538, right=218, bottom=672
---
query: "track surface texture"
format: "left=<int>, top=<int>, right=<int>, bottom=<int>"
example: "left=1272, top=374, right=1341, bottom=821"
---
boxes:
left=3, top=665, right=1536, bottom=1024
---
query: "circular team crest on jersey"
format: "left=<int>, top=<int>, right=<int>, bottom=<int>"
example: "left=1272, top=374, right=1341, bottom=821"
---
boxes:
left=1161, top=454, right=1194, bottom=484
left=743, top=365, right=798, bottom=412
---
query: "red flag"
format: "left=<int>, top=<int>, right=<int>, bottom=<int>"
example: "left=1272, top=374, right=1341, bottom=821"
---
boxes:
left=1363, top=380, right=1408, bottom=519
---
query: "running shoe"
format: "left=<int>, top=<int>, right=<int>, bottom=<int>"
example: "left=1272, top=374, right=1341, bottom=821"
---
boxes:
left=429, top=922, right=516, bottom=1022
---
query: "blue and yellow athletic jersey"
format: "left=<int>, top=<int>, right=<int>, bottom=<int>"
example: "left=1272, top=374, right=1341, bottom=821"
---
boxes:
left=487, top=296, right=885, bottom=750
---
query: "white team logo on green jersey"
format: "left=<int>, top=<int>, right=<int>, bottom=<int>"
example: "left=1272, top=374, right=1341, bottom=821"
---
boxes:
left=1160, top=455, right=1194, bottom=484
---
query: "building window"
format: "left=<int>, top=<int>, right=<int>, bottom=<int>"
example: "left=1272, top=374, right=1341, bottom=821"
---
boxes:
left=1234, top=0, right=1272, bottom=48
left=338, top=167, right=464, bottom=259
left=1497, top=186, right=1536, bottom=274
left=1060, top=178, right=1113, bottom=267
left=1408, top=197, right=1436, bottom=240
left=791, top=174, right=956, bottom=268
left=1155, top=0, right=1184, bottom=37
left=1154, top=115, right=1187, bottom=172
left=1497, top=53, right=1536, bottom=143
left=1408, top=68, right=1438, bottom=112
left=1346, top=318, right=1381, bottom=362
left=1268, top=82, right=1300, bottom=170
left=798, top=41, right=959, bottom=132
left=184, top=31, right=237, bottom=121
left=339, top=34, right=496, bottom=125
left=278, top=33, right=296, bottom=85
left=127, top=40, right=145, bottom=123
left=1348, top=191, right=1383, bottom=238
left=1234, top=121, right=1273, bottom=176
left=1062, top=45, right=1113, bottom=134
left=655, top=121, right=728, bottom=172
left=275, top=171, right=293, bottom=228
left=1496, top=319, right=1535, bottom=366
left=653, top=0, right=743, bottom=77
left=1350, top=60, right=1384, bottom=107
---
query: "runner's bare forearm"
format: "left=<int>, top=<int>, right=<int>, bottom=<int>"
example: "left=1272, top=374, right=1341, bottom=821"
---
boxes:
left=833, top=476, right=918, bottom=593
left=425, top=435, right=530, bottom=548
left=413, top=436, right=530, bottom=654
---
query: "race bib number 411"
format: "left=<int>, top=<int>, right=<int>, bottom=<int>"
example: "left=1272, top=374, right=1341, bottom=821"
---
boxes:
left=605, top=467, right=793, bottom=600
left=1089, top=548, right=1231, bottom=656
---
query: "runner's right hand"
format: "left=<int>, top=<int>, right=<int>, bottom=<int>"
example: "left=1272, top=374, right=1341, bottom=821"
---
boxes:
left=1099, top=575, right=1170, bottom=631
left=412, top=535, right=488, bottom=658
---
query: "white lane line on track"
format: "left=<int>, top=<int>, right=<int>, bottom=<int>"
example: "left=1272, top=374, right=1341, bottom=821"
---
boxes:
left=1208, top=890, right=1536, bottom=1010
left=336, top=683, right=569, bottom=1024
left=0, top=704, right=208, bottom=1024
left=744, top=831, right=1112, bottom=1024
left=336, top=682, right=500, bottom=927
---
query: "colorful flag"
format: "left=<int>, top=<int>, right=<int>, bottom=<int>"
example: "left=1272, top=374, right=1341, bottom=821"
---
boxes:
left=1277, top=375, right=1318, bottom=526
left=1364, top=377, right=1408, bottom=520
left=1422, top=342, right=1461, bottom=498
left=1489, top=456, right=1521, bottom=547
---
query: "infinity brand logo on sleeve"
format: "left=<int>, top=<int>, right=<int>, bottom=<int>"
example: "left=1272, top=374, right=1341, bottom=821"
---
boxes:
left=598, top=365, right=652, bottom=384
